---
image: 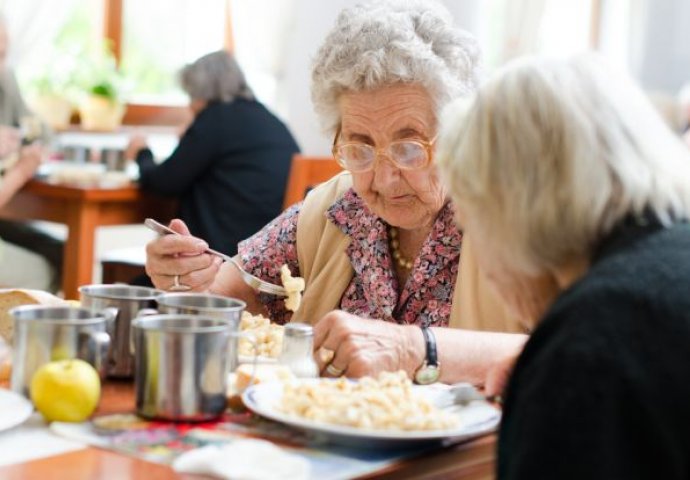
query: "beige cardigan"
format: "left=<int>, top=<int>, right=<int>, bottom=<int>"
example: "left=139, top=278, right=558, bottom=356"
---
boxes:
left=291, top=172, right=526, bottom=333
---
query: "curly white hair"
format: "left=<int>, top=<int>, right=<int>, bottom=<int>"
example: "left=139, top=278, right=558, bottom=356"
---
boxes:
left=311, top=0, right=482, bottom=134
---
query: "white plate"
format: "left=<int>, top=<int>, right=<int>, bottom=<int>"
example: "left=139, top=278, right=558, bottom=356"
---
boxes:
left=0, top=388, right=33, bottom=431
left=242, top=379, right=500, bottom=448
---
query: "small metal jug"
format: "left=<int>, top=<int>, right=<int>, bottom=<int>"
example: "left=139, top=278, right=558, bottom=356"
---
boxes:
left=10, top=305, right=113, bottom=397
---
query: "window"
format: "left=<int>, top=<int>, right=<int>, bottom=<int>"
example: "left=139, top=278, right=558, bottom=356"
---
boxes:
left=121, top=0, right=228, bottom=105
left=478, top=0, right=600, bottom=72
left=11, top=0, right=103, bottom=96
left=10, top=0, right=232, bottom=125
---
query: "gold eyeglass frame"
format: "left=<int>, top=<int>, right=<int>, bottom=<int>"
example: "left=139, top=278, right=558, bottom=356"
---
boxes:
left=331, top=126, right=436, bottom=173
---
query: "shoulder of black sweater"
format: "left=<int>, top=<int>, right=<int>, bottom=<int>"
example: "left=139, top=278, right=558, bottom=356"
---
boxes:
left=519, top=220, right=690, bottom=363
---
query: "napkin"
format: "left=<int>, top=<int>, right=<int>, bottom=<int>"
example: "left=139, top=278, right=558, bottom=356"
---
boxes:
left=172, top=438, right=310, bottom=480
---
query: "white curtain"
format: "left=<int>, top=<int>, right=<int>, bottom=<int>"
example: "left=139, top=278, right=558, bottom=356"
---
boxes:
left=0, top=0, right=76, bottom=69
left=229, top=0, right=297, bottom=119
left=495, top=0, right=548, bottom=64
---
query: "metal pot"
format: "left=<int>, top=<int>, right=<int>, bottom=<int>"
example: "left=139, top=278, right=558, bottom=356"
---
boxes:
left=142, top=293, right=245, bottom=372
left=132, top=314, right=238, bottom=421
left=79, top=284, right=163, bottom=378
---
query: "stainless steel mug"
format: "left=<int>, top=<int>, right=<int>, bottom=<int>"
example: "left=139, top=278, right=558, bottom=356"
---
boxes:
left=101, top=147, right=126, bottom=172
left=132, top=314, right=237, bottom=421
left=80, top=284, right=162, bottom=378
left=10, top=305, right=112, bottom=397
left=145, top=293, right=245, bottom=373
left=62, top=145, right=92, bottom=163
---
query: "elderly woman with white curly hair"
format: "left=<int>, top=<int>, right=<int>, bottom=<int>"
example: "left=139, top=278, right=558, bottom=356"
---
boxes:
left=145, top=0, right=548, bottom=386
left=438, top=54, right=690, bottom=478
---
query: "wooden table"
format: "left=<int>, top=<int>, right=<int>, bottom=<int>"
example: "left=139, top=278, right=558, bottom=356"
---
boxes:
left=0, top=381, right=497, bottom=479
left=0, top=179, right=175, bottom=298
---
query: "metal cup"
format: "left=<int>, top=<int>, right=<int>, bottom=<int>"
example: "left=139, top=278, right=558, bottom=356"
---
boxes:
left=79, top=284, right=163, bottom=378
left=144, top=293, right=245, bottom=373
left=101, top=147, right=126, bottom=172
left=62, top=145, right=92, bottom=163
left=132, top=314, right=238, bottom=421
left=10, top=305, right=113, bottom=398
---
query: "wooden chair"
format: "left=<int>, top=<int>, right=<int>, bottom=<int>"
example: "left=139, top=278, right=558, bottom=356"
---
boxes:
left=283, top=154, right=343, bottom=209
left=100, top=154, right=343, bottom=285
left=100, top=246, right=148, bottom=285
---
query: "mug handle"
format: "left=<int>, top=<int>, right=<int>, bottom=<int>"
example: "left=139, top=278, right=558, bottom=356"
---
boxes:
left=78, top=330, right=111, bottom=379
left=131, top=308, right=159, bottom=354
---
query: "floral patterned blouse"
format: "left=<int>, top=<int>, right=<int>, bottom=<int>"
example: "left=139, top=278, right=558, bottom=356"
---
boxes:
left=238, top=188, right=462, bottom=326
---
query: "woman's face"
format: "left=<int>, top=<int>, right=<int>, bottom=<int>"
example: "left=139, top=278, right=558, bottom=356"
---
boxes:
left=338, top=84, right=447, bottom=230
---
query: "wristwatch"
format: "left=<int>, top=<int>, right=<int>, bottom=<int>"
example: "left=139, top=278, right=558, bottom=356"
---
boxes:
left=414, top=326, right=441, bottom=385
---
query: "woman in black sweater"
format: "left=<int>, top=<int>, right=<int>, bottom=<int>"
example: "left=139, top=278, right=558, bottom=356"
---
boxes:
left=129, top=51, right=299, bottom=256
left=438, top=55, right=690, bottom=479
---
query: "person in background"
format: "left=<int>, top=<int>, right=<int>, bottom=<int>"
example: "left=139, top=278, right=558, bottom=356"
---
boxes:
left=678, top=82, right=690, bottom=147
left=0, top=15, right=28, bottom=125
left=438, top=54, right=690, bottom=479
left=126, top=50, right=300, bottom=259
left=145, top=0, right=551, bottom=386
left=0, top=14, right=61, bottom=292
left=0, top=126, right=52, bottom=290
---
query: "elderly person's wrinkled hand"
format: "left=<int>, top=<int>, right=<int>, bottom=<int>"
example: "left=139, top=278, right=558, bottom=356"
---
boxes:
left=483, top=353, right=518, bottom=399
left=145, top=218, right=223, bottom=292
left=313, top=310, right=420, bottom=378
left=14, top=144, right=43, bottom=180
left=125, top=134, right=148, bottom=161
left=0, top=126, right=21, bottom=158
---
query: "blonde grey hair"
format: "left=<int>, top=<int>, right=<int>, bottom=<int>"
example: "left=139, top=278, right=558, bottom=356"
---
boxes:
left=647, top=91, right=686, bottom=133
left=311, top=0, right=481, bottom=135
left=437, top=54, right=690, bottom=275
left=180, top=50, right=253, bottom=103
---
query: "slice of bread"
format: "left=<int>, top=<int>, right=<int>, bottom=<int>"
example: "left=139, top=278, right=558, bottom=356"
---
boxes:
left=0, top=289, right=67, bottom=344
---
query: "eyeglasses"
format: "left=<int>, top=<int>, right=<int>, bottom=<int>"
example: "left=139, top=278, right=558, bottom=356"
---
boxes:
left=331, top=127, right=435, bottom=173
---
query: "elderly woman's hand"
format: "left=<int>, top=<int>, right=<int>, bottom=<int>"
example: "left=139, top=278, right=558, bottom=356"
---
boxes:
left=145, top=219, right=223, bottom=292
left=483, top=353, right=518, bottom=399
left=0, top=126, right=21, bottom=158
left=313, top=310, right=422, bottom=378
left=13, top=144, right=43, bottom=180
left=125, top=134, right=148, bottom=161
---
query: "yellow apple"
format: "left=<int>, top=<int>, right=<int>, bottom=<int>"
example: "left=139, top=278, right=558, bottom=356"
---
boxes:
left=30, top=359, right=101, bottom=422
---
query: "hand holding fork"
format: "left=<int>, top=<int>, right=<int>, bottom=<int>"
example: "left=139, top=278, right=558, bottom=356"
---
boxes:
left=144, top=218, right=287, bottom=296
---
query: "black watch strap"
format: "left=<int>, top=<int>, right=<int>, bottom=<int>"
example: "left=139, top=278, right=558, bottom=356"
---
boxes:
left=421, top=326, right=439, bottom=367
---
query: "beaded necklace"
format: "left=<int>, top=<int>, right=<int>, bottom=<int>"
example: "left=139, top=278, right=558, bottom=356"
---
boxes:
left=389, top=226, right=414, bottom=270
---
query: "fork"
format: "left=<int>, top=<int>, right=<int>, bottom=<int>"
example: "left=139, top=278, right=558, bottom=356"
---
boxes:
left=144, top=218, right=287, bottom=296
left=435, top=383, right=502, bottom=409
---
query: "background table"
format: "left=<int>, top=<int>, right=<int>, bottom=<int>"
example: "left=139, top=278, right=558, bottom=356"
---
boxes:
left=0, top=179, right=175, bottom=298
left=0, top=381, right=497, bottom=479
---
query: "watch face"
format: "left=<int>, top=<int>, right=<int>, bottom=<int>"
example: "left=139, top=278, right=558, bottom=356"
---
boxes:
left=414, top=365, right=440, bottom=385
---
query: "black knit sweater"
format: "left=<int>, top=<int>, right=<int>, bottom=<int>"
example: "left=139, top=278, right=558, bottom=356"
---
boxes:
left=498, top=218, right=690, bottom=479
left=137, top=99, right=299, bottom=255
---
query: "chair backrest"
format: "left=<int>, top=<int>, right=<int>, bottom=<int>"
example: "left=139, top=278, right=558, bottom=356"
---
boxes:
left=283, top=154, right=343, bottom=209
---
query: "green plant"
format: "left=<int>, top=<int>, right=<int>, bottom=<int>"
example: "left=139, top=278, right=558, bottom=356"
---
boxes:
left=90, top=82, right=119, bottom=102
left=75, top=41, right=126, bottom=103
